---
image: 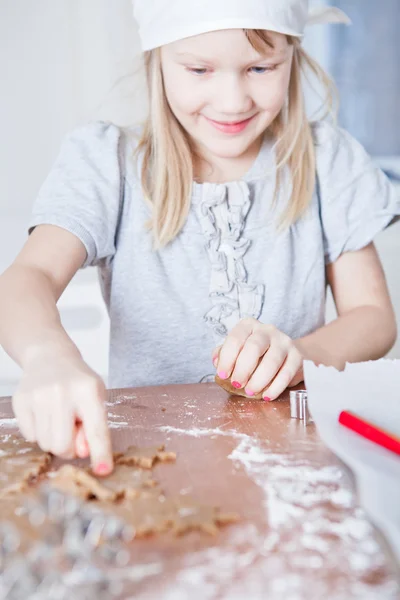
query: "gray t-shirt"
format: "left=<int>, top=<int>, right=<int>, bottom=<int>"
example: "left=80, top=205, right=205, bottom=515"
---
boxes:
left=30, top=120, right=400, bottom=388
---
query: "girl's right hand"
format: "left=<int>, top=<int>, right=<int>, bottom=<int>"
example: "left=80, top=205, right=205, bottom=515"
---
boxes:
left=12, top=351, right=113, bottom=476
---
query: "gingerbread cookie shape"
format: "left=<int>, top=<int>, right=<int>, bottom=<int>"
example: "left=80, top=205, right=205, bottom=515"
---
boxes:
left=98, top=494, right=239, bottom=538
left=50, top=464, right=157, bottom=502
left=0, top=435, right=239, bottom=544
left=50, top=465, right=110, bottom=501
left=171, top=497, right=240, bottom=536
left=115, top=445, right=176, bottom=469
left=97, top=494, right=174, bottom=538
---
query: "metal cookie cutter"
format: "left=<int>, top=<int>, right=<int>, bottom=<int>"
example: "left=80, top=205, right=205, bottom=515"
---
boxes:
left=0, top=487, right=132, bottom=600
left=289, top=390, right=313, bottom=426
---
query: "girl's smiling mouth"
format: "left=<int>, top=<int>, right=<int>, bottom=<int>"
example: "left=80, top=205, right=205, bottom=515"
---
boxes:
left=203, top=114, right=257, bottom=134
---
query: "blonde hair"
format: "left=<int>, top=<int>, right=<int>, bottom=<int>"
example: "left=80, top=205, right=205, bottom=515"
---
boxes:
left=137, top=30, right=336, bottom=248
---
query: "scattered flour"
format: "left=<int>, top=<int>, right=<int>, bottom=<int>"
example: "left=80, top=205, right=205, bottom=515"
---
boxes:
left=145, top=426, right=399, bottom=600
left=0, top=412, right=397, bottom=599
left=0, top=418, right=17, bottom=428
left=108, top=421, right=129, bottom=429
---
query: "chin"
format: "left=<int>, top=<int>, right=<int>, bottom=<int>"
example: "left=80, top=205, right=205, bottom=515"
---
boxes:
left=202, top=137, right=259, bottom=159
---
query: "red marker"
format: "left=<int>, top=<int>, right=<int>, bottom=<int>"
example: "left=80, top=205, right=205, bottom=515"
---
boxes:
left=339, top=410, right=400, bottom=457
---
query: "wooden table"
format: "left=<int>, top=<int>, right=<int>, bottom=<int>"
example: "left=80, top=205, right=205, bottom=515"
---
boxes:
left=0, top=384, right=399, bottom=600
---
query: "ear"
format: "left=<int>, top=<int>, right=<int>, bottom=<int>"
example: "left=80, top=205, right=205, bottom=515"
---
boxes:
left=215, top=375, right=264, bottom=400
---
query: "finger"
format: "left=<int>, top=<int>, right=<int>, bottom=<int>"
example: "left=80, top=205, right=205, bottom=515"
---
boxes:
left=217, top=318, right=256, bottom=380
left=289, top=364, right=304, bottom=387
left=12, top=394, right=36, bottom=443
left=262, top=350, right=303, bottom=401
left=230, top=331, right=270, bottom=391
left=212, top=345, right=222, bottom=369
left=33, top=406, right=53, bottom=453
left=77, top=381, right=113, bottom=476
left=75, top=422, right=90, bottom=459
left=245, top=345, right=288, bottom=397
left=50, top=403, right=76, bottom=458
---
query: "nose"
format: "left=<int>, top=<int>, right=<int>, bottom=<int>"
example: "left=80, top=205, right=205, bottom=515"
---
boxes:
left=211, top=73, right=253, bottom=116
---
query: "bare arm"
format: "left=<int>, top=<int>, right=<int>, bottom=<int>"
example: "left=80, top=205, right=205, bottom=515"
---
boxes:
left=0, top=225, right=113, bottom=473
left=213, top=243, right=397, bottom=400
left=0, top=225, right=86, bottom=368
left=295, top=243, right=397, bottom=369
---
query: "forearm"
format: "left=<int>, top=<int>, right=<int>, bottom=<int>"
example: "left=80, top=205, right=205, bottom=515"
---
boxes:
left=0, top=264, right=80, bottom=369
left=295, top=306, right=397, bottom=370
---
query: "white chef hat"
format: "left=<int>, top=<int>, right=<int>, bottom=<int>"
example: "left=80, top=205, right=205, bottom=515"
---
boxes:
left=133, top=0, right=351, bottom=52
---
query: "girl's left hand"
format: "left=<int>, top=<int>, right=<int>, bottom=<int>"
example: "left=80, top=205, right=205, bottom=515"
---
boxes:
left=212, top=318, right=304, bottom=401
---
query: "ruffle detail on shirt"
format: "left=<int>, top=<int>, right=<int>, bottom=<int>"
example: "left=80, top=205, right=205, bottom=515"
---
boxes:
left=198, top=181, right=265, bottom=338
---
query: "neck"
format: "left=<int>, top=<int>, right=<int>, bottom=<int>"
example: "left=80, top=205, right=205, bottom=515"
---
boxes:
left=192, top=136, right=263, bottom=184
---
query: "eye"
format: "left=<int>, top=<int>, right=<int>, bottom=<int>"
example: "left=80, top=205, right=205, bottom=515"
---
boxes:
left=249, top=65, right=276, bottom=74
left=187, top=67, right=208, bottom=76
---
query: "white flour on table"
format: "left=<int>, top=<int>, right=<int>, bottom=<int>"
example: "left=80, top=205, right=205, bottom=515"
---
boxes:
left=148, top=425, right=400, bottom=600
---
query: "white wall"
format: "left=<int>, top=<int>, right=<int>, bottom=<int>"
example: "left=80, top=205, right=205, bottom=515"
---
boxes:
left=0, top=0, right=144, bottom=221
left=0, top=0, right=146, bottom=394
left=0, top=0, right=399, bottom=396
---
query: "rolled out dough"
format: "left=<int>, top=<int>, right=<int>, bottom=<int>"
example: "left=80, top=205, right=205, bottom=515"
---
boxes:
left=97, top=495, right=239, bottom=538
left=0, top=437, right=51, bottom=498
left=215, top=375, right=264, bottom=400
left=0, top=436, right=238, bottom=543
left=50, top=463, right=157, bottom=501
left=115, top=445, right=177, bottom=469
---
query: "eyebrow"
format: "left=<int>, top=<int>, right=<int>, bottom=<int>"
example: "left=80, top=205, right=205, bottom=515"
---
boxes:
left=174, top=50, right=288, bottom=62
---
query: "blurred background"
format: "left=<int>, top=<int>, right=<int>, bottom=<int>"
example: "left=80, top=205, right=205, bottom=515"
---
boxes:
left=0, top=0, right=399, bottom=395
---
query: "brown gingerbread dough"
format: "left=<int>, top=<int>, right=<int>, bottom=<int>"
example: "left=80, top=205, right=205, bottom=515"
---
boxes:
left=171, top=498, right=239, bottom=536
left=50, top=464, right=157, bottom=501
left=97, top=495, right=239, bottom=538
left=215, top=375, right=264, bottom=400
left=47, top=446, right=238, bottom=538
left=49, top=465, right=95, bottom=501
left=97, top=495, right=174, bottom=537
left=0, top=436, right=52, bottom=497
left=115, top=445, right=176, bottom=469
left=0, top=437, right=238, bottom=542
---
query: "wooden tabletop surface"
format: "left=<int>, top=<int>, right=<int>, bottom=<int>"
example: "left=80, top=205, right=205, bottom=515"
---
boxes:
left=0, top=383, right=399, bottom=600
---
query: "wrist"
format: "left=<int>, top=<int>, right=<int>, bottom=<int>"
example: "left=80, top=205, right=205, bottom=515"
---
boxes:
left=293, top=335, right=338, bottom=369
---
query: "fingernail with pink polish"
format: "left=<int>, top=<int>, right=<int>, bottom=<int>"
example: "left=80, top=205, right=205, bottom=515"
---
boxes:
left=245, top=388, right=254, bottom=397
left=96, top=463, right=110, bottom=475
left=263, top=396, right=272, bottom=402
left=232, top=381, right=242, bottom=389
left=218, top=371, right=228, bottom=380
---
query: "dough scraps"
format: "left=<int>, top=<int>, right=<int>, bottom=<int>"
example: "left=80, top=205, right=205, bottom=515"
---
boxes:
left=0, top=436, right=238, bottom=542
left=97, top=495, right=239, bottom=538
left=0, top=436, right=51, bottom=497
left=50, top=465, right=107, bottom=501
left=115, top=445, right=176, bottom=469
left=47, top=450, right=238, bottom=538
left=171, top=498, right=239, bottom=536
left=50, top=464, right=157, bottom=501
left=97, top=495, right=175, bottom=538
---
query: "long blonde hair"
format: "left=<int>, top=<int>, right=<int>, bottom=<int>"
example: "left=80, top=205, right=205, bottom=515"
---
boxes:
left=137, top=30, right=336, bottom=248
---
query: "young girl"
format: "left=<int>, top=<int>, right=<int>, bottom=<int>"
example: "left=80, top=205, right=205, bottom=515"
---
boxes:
left=0, top=0, right=399, bottom=476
